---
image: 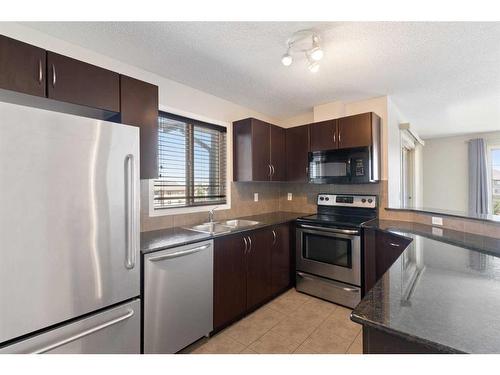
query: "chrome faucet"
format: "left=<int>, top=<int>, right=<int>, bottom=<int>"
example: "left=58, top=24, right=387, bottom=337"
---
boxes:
left=208, top=207, right=218, bottom=223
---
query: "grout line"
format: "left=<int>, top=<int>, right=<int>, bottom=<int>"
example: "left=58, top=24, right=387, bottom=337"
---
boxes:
left=345, top=330, right=362, bottom=354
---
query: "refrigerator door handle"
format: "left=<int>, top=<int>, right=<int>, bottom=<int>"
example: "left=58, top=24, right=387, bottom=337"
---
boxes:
left=125, top=154, right=136, bottom=270
left=32, top=309, right=135, bottom=354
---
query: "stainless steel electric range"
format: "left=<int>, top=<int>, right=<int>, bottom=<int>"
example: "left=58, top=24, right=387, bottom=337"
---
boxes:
left=295, top=194, right=377, bottom=308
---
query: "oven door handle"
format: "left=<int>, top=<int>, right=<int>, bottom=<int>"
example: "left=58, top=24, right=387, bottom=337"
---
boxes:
left=298, top=224, right=359, bottom=236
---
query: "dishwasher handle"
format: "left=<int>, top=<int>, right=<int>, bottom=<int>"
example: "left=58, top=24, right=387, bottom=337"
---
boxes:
left=148, top=244, right=210, bottom=262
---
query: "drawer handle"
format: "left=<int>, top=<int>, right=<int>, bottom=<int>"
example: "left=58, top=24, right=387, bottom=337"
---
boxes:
left=32, top=309, right=134, bottom=354
left=389, top=242, right=400, bottom=247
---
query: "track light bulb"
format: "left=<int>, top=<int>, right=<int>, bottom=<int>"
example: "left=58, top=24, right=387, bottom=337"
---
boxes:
left=308, top=61, right=320, bottom=73
left=310, top=47, right=324, bottom=61
left=281, top=52, right=293, bottom=66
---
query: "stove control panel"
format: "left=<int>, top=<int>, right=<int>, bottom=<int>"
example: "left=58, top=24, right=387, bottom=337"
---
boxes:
left=317, top=194, right=377, bottom=208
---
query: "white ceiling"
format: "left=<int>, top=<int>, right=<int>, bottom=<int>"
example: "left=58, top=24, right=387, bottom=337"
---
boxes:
left=22, top=22, right=500, bottom=138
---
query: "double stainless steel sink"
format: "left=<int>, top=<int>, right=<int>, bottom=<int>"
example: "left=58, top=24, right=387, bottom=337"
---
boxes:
left=186, top=219, right=260, bottom=235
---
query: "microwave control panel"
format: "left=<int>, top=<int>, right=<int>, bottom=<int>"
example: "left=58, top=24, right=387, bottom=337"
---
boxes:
left=353, top=159, right=365, bottom=176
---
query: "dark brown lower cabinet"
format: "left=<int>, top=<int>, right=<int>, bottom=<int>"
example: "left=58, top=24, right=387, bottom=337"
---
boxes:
left=246, top=229, right=272, bottom=310
left=213, top=224, right=291, bottom=332
left=270, top=224, right=291, bottom=295
left=363, top=228, right=413, bottom=295
left=213, top=233, right=247, bottom=331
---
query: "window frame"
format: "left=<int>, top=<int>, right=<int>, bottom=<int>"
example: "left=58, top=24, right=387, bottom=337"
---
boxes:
left=148, top=106, right=231, bottom=217
left=488, top=142, right=500, bottom=216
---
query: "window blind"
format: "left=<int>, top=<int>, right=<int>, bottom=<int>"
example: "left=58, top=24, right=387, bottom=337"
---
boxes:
left=154, top=112, right=227, bottom=209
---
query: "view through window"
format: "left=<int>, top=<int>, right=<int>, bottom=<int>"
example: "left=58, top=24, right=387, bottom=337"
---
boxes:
left=491, top=147, right=500, bottom=215
left=154, top=112, right=227, bottom=209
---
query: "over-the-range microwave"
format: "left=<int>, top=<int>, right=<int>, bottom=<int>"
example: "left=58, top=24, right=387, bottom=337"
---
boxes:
left=308, top=146, right=380, bottom=184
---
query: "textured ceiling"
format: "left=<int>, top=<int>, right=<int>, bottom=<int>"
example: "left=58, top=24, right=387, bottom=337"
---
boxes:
left=22, top=22, right=500, bottom=138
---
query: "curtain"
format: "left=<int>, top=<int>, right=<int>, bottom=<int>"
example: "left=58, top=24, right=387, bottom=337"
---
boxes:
left=468, top=138, right=490, bottom=215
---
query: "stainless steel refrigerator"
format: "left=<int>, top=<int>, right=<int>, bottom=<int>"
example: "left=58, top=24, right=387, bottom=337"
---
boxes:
left=0, top=101, right=141, bottom=354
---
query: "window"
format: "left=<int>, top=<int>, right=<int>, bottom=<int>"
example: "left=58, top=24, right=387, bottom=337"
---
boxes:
left=154, top=112, right=227, bottom=210
left=491, top=147, right=500, bottom=215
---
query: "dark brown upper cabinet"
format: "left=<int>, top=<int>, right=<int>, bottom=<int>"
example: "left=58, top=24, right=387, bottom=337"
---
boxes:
left=269, top=125, right=286, bottom=181
left=0, top=35, right=46, bottom=97
left=309, top=112, right=382, bottom=152
left=285, top=124, right=310, bottom=182
left=120, top=75, right=159, bottom=179
left=310, top=119, right=337, bottom=152
left=47, top=52, right=120, bottom=112
left=337, top=112, right=380, bottom=149
left=233, top=118, right=285, bottom=182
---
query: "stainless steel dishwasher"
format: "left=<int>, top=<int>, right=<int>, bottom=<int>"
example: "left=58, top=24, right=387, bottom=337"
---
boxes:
left=144, top=240, right=213, bottom=353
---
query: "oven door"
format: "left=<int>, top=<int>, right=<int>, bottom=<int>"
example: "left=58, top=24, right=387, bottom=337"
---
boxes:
left=296, top=225, right=361, bottom=286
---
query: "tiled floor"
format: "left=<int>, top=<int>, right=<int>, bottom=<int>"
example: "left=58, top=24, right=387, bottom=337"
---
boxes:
left=183, top=288, right=362, bottom=354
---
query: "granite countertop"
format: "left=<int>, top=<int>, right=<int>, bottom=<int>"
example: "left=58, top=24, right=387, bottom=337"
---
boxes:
left=141, top=211, right=308, bottom=254
left=352, top=219, right=500, bottom=353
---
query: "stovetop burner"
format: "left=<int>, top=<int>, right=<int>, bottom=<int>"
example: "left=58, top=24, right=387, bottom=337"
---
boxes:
left=297, top=193, right=378, bottom=228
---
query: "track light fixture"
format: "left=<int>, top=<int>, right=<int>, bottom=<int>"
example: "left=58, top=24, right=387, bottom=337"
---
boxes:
left=281, top=30, right=324, bottom=72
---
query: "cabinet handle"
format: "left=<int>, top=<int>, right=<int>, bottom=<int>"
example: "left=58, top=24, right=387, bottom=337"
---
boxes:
left=338, top=129, right=342, bottom=144
left=268, top=164, right=272, bottom=177
left=272, top=230, right=277, bottom=245
left=389, top=242, right=400, bottom=247
left=243, top=237, right=248, bottom=254
left=333, top=129, right=336, bottom=144
left=247, top=236, right=252, bottom=253
left=38, top=59, right=43, bottom=84
left=52, top=64, right=56, bottom=87
left=271, top=164, right=275, bottom=176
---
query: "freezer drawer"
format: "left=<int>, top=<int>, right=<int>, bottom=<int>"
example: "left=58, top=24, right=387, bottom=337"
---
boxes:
left=144, top=241, right=213, bottom=354
left=0, top=299, right=140, bottom=354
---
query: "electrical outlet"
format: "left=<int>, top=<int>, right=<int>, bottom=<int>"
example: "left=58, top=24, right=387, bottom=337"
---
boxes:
left=254, top=193, right=259, bottom=202
left=432, top=227, right=443, bottom=236
left=431, top=216, right=443, bottom=226
left=287, top=193, right=293, bottom=201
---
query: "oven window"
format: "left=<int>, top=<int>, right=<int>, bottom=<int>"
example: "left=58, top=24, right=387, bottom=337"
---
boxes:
left=303, top=233, right=352, bottom=268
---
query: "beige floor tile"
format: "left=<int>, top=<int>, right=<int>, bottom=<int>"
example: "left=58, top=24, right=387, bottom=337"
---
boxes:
left=249, top=331, right=301, bottom=354
left=265, top=289, right=313, bottom=315
left=289, top=298, right=337, bottom=326
left=318, top=310, right=362, bottom=342
left=347, top=332, right=363, bottom=354
left=240, top=347, right=259, bottom=354
left=293, top=341, right=319, bottom=354
left=301, top=328, right=353, bottom=354
left=192, top=333, right=245, bottom=354
left=269, top=315, right=319, bottom=345
left=224, top=307, right=285, bottom=346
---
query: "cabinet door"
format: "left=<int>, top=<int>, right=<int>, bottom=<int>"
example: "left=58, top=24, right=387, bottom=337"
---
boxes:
left=337, top=113, right=373, bottom=149
left=0, top=35, right=46, bottom=97
left=213, top=234, right=247, bottom=330
left=310, top=119, right=337, bottom=151
left=246, top=229, right=272, bottom=310
left=285, top=125, right=310, bottom=182
left=47, top=52, right=120, bottom=112
left=270, top=124, right=286, bottom=181
left=120, top=75, right=159, bottom=179
left=251, top=119, right=271, bottom=181
left=375, top=231, right=411, bottom=280
left=271, top=224, right=291, bottom=295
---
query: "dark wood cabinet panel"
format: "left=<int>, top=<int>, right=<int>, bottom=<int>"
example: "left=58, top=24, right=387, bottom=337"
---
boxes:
left=213, top=234, right=247, bottom=331
left=337, top=113, right=374, bottom=149
left=271, top=224, right=291, bottom=295
left=0, top=35, right=46, bottom=97
left=47, top=52, right=120, bottom=112
left=363, top=228, right=412, bottom=295
left=270, top=124, right=286, bottom=181
left=252, top=119, right=271, bottom=181
left=246, top=229, right=272, bottom=310
left=120, top=75, right=159, bottom=179
left=309, top=119, right=337, bottom=151
left=285, top=125, right=310, bottom=182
